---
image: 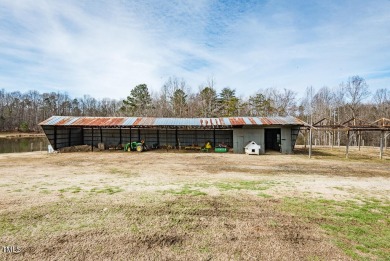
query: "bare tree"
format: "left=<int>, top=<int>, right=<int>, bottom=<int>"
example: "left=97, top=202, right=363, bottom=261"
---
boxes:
left=0, top=74, right=386, bottom=136
left=300, top=86, right=315, bottom=124
left=264, top=88, right=297, bottom=116
left=373, top=88, right=390, bottom=118
left=344, top=76, right=370, bottom=118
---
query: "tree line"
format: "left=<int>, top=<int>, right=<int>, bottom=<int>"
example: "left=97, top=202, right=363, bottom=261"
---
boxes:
left=1, top=76, right=389, bottom=144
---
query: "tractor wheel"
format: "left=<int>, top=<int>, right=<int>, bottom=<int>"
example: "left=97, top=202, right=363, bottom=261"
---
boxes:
left=136, top=145, right=144, bottom=152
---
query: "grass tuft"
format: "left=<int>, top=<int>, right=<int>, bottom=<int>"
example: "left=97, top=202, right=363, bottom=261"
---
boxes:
left=164, top=186, right=207, bottom=196
left=257, top=192, right=272, bottom=198
left=90, top=186, right=123, bottom=195
left=216, top=180, right=271, bottom=191
left=59, top=186, right=82, bottom=193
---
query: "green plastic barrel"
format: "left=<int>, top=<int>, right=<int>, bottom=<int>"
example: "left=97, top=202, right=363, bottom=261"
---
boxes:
left=214, top=147, right=228, bottom=153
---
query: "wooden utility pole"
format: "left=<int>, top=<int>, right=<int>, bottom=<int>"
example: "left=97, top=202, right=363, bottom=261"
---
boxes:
left=91, top=127, right=94, bottom=152
left=346, top=130, right=350, bottom=159
left=358, top=131, right=362, bottom=151
left=380, top=131, right=384, bottom=160
left=309, top=128, right=312, bottom=159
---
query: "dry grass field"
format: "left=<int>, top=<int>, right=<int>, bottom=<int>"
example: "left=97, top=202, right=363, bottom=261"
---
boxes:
left=0, top=147, right=389, bottom=260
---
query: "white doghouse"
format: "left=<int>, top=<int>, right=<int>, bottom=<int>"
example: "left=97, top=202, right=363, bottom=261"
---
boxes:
left=244, top=141, right=261, bottom=155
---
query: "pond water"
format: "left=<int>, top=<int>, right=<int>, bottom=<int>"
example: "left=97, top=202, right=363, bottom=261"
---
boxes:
left=0, top=137, right=50, bottom=153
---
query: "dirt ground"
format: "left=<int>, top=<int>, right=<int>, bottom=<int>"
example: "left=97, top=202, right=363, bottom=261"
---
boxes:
left=0, top=147, right=389, bottom=260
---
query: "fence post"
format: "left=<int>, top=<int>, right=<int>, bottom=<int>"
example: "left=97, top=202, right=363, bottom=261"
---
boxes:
left=309, top=128, right=312, bottom=159
left=346, top=130, right=350, bottom=159
left=380, top=131, right=384, bottom=160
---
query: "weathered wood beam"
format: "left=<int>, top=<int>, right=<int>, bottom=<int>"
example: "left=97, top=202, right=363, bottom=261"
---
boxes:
left=346, top=130, right=350, bottom=159
left=309, top=128, right=312, bottom=159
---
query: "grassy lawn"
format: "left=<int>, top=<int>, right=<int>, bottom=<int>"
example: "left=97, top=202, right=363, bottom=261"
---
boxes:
left=3, top=183, right=389, bottom=260
left=0, top=148, right=389, bottom=260
left=282, top=197, right=390, bottom=260
left=1, top=193, right=347, bottom=260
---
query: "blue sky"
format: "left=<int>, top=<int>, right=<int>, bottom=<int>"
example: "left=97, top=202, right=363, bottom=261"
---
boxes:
left=1, top=0, right=389, bottom=99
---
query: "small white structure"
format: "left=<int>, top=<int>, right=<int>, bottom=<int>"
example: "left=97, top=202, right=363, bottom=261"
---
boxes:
left=244, top=141, right=261, bottom=155
left=47, top=145, right=54, bottom=153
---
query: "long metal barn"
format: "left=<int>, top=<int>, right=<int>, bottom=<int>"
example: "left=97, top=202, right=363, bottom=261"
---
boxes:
left=39, top=116, right=307, bottom=154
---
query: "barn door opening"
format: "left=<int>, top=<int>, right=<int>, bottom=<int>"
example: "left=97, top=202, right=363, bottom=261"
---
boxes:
left=265, top=128, right=281, bottom=152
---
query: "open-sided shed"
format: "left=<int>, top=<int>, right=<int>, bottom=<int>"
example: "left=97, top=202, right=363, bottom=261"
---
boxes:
left=39, top=116, right=307, bottom=154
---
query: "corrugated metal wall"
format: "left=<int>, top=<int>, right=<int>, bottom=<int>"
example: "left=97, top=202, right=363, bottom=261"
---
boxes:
left=42, top=126, right=83, bottom=149
left=158, top=129, right=176, bottom=147
left=42, top=127, right=233, bottom=150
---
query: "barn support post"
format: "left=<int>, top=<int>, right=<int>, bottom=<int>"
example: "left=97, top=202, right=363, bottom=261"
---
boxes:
left=53, top=126, right=57, bottom=150
left=309, top=127, right=312, bottom=159
left=165, top=128, right=168, bottom=151
left=81, top=127, right=84, bottom=145
left=119, top=127, right=122, bottom=145
left=380, top=131, right=384, bottom=160
left=129, top=128, right=132, bottom=143
left=346, top=130, right=350, bottom=159
left=138, top=129, right=141, bottom=141
left=333, top=129, right=335, bottom=149
left=100, top=128, right=103, bottom=143
left=213, top=129, right=216, bottom=148
left=91, top=127, right=94, bottom=152
left=68, top=128, right=71, bottom=147
left=157, top=129, right=160, bottom=146
left=175, top=128, right=178, bottom=148
left=337, top=130, right=340, bottom=147
left=358, top=131, right=361, bottom=151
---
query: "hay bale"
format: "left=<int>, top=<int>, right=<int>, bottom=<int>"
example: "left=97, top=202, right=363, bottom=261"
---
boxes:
left=58, top=145, right=92, bottom=153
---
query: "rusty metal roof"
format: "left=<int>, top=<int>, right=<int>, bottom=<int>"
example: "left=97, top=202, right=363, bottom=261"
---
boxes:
left=39, top=116, right=308, bottom=128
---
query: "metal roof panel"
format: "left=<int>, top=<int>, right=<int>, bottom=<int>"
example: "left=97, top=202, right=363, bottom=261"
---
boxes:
left=45, top=116, right=63, bottom=125
left=64, top=117, right=80, bottom=125
left=122, top=117, right=138, bottom=126
left=39, top=116, right=307, bottom=127
left=243, top=118, right=252, bottom=124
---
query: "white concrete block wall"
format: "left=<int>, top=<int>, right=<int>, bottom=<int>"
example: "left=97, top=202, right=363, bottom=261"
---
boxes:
left=233, top=128, right=264, bottom=154
left=233, top=126, right=294, bottom=154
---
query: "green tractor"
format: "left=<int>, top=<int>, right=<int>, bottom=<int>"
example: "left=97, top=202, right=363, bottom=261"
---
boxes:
left=124, top=141, right=147, bottom=152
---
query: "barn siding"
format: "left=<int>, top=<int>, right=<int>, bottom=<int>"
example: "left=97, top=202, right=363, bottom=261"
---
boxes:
left=42, top=125, right=294, bottom=154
